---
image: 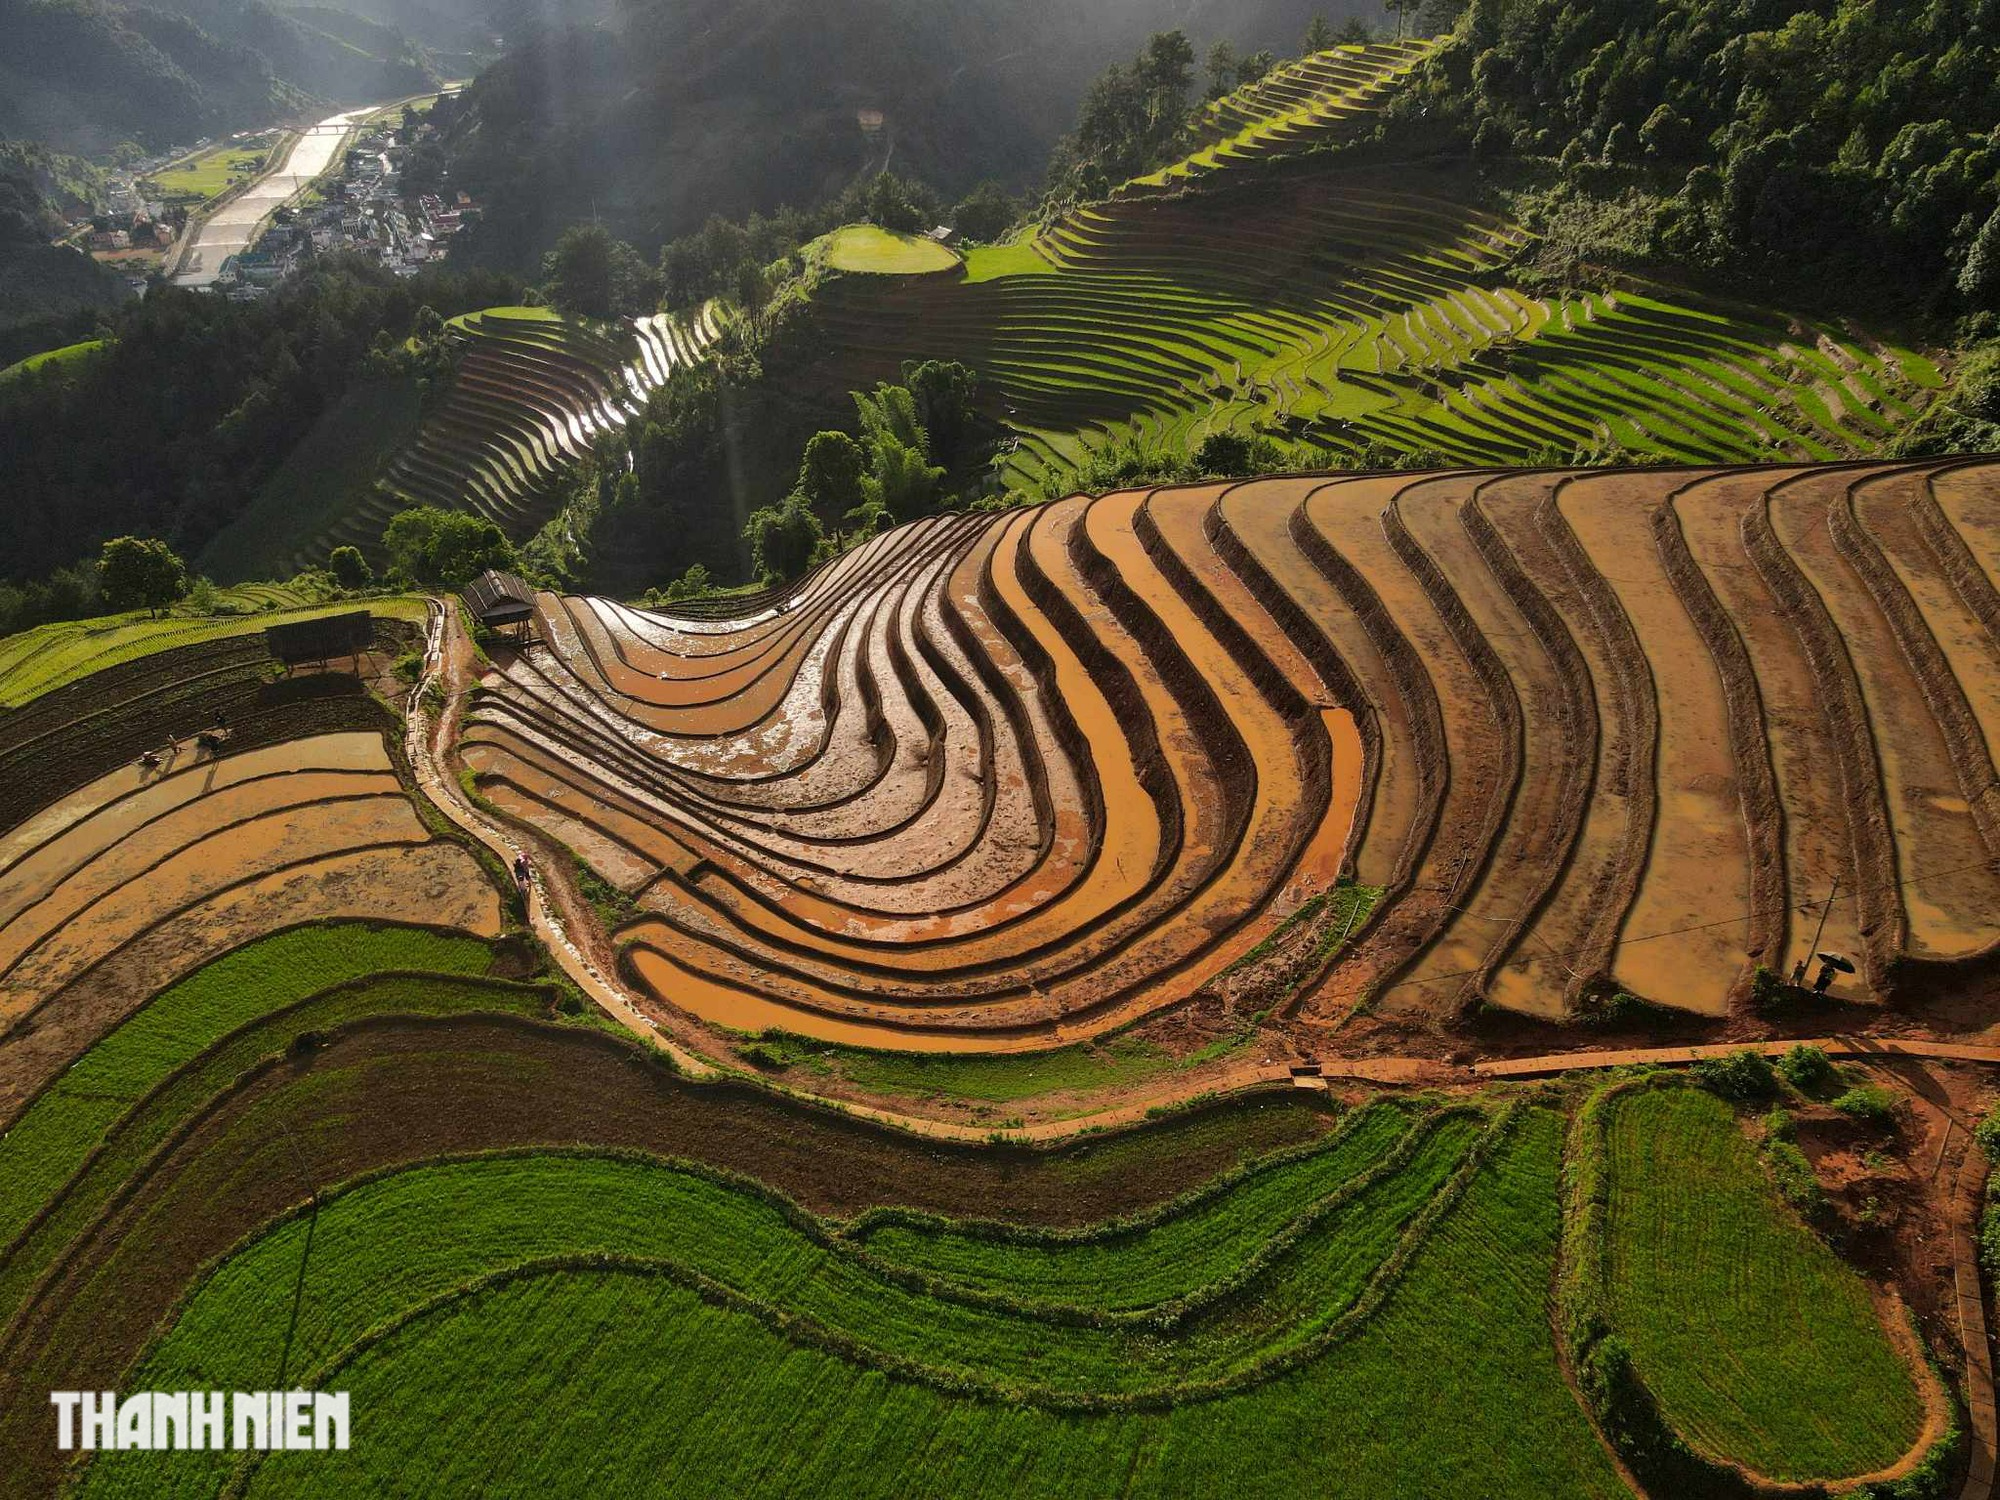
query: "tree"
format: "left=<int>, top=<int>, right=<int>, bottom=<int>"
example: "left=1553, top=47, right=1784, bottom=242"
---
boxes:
left=854, top=383, right=928, bottom=454
left=903, top=359, right=979, bottom=468
left=381, top=507, right=518, bottom=589
left=328, top=545, right=373, bottom=590
left=951, top=181, right=1019, bottom=244
left=1383, top=0, right=1414, bottom=40
left=744, top=494, right=824, bottom=582
left=98, top=536, right=187, bottom=616
left=1205, top=41, right=1241, bottom=101
left=1304, top=14, right=1336, bottom=52
left=1194, top=430, right=1254, bottom=476
left=1961, top=206, right=2000, bottom=310
left=1336, top=17, right=1373, bottom=43
left=794, top=431, right=869, bottom=516
left=663, top=563, right=712, bottom=602
left=863, top=436, right=945, bottom=523
left=541, top=224, right=661, bottom=319
left=863, top=173, right=933, bottom=235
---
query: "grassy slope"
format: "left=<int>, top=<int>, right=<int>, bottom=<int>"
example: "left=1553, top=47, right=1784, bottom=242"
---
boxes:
left=0, top=338, right=106, bottom=381
left=88, top=1106, right=1621, bottom=1498
left=0, top=596, right=428, bottom=710
left=823, top=225, right=962, bottom=275
left=856, top=1100, right=1414, bottom=1307
left=0, top=925, right=495, bottom=1249
left=747, top=1026, right=1256, bottom=1105
left=197, top=377, right=424, bottom=582
left=1603, top=1087, right=1924, bottom=1480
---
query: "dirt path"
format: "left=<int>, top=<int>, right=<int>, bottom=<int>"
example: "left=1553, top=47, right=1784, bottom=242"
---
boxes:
left=1956, top=1137, right=1997, bottom=1500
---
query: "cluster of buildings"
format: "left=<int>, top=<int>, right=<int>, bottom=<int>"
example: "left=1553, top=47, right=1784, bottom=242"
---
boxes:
left=79, top=152, right=193, bottom=294
left=216, top=123, right=477, bottom=297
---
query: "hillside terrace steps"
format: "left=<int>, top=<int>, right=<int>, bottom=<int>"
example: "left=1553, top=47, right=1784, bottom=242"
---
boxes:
left=1770, top=470, right=2000, bottom=964
left=377, top=304, right=720, bottom=553
left=446, top=464, right=2000, bottom=1049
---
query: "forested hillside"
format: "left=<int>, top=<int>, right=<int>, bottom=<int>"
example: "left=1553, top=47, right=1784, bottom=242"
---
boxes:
left=438, top=0, right=1377, bottom=273
left=0, top=258, right=523, bottom=594
left=0, top=0, right=439, bottom=152
left=0, top=142, right=124, bottom=332
left=1401, top=0, right=2000, bottom=316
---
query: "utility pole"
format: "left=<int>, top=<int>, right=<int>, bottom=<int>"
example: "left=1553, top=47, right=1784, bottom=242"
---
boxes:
left=1803, top=874, right=1840, bottom=969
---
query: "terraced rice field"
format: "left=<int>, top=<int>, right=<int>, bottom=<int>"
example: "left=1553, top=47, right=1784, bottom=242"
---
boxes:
left=63, top=1102, right=1637, bottom=1499
left=366, top=303, right=725, bottom=553
left=0, top=596, right=426, bottom=711
left=803, top=166, right=1941, bottom=493
left=0, top=729, right=501, bottom=1031
left=1136, top=41, right=1438, bottom=193
left=458, top=460, right=2000, bottom=1044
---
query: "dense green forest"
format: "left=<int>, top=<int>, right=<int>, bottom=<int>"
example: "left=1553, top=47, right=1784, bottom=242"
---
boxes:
left=0, top=257, right=523, bottom=593
left=1401, top=0, right=2000, bottom=318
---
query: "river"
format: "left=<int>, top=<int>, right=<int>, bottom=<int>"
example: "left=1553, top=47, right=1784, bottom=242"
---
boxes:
left=170, top=102, right=378, bottom=288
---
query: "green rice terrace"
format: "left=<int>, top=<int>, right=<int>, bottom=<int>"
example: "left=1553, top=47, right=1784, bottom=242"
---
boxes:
left=764, top=41, right=1944, bottom=498
left=1, top=456, right=1995, bottom=1494
left=799, top=168, right=1942, bottom=495
left=1, top=14, right=1997, bottom=1496
left=361, top=38, right=1949, bottom=548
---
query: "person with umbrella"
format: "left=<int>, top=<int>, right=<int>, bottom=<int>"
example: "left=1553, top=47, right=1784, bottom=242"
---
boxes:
left=1813, top=952, right=1856, bottom=995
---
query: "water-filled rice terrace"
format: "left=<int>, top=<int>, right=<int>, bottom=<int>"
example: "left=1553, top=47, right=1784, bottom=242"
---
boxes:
left=0, top=465, right=1974, bottom=1498
left=457, top=460, right=2000, bottom=1049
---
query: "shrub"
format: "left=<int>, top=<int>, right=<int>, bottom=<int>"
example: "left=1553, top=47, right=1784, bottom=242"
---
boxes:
left=1777, top=1044, right=1837, bottom=1096
left=329, top=545, right=373, bottom=590
left=1761, top=1132, right=1827, bottom=1220
left=1831, top=1086, right=1899, bottom=1128
left=1749, top=964, right=1786, bottom=1011
left=1692, top=1048, right=1776, bottom=1102
left=1975, top=1107, right=2000, bottom=1165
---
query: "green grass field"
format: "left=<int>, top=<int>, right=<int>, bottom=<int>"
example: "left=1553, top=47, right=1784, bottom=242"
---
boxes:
left=444, top=304, right=560, bottom=330
left=196, top=377, right=424, bottom=582
left=822, top=224, right=963, bottom=275
left=743, top=1025, right=1257, bottom=1105
left=143, top=139, right=281, bottom=205
left=0, top=925, right=495, bottom=1252
left=0, top=338, right=106, bottom=382
left=854, top=1100, right=1415, bottom=1308
left=84, top=1105, right=1630, bottom=1499
left=1602, top=1086, right=1925, bottom=1481
left=0, top=596, right=428, bottom=709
